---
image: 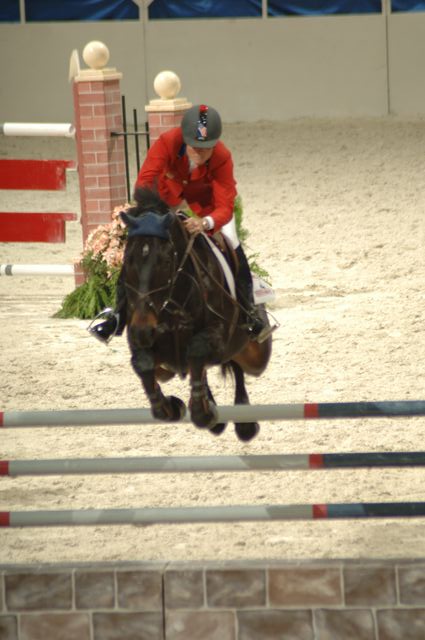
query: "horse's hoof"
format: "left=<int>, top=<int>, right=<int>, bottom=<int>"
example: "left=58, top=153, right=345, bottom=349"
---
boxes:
left=235, top=422, right=260, bottom=442
left=192, top=401, right=218, bottom=430
left=152, top=396, right=186, bottom=422
left=169, top=396, right=187, bottom=420
left=209, top=422, right=227, bottom=436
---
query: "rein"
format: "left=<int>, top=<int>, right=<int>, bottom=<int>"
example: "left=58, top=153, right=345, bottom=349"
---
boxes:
left=125, top=211, right=243, bottom=359
left=171, top=217, right=241, bottom=337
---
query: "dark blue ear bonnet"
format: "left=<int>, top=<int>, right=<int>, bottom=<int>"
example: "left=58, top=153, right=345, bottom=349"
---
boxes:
left=121, top=211, right=173, bottom=240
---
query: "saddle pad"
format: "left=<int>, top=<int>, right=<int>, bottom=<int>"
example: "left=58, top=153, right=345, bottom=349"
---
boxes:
left=203, top=233, right=236, bottom=299
left=253, top=275, right=276, bottom=305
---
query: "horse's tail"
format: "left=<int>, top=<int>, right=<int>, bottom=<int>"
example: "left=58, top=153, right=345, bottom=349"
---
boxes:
left=221, top=362, right=234, bottom=380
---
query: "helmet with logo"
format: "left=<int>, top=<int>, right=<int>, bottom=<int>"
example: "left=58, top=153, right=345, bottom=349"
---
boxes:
left=181, top=104, right=222, bottom=149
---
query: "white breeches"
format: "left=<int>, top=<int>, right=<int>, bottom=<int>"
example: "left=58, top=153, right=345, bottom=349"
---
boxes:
left=221, top=216, right=240, bottom=249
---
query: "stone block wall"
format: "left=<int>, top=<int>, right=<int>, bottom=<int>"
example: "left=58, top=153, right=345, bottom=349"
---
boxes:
left=1, top=560, right=425, bottom=639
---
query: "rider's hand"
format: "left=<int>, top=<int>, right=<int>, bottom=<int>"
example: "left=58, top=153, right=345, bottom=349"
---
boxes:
left=184, top=217, right=206, bottom=235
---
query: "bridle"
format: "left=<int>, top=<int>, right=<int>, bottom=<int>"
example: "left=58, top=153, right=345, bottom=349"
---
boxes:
left=124, top=212, right=242, bottom=353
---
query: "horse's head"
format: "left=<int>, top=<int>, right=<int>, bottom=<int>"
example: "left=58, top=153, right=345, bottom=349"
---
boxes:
left=121, top=188, right=180, bottom=347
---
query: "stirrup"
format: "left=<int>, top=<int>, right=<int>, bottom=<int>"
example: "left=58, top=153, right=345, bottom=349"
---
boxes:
left=87, top=308, right=119, bottom=345
left=253, top=323, right=278, bottom=344
left=248, top=308, right=280, bottom=344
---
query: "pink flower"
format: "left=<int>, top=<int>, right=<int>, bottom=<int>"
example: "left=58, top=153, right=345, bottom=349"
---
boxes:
left=79, top=202, right=129, bottom=275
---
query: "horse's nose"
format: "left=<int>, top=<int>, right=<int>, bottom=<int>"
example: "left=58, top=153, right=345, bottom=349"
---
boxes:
left=129, top=309, right=157, bottom=347
left=138, top=325, right=156, bottom=346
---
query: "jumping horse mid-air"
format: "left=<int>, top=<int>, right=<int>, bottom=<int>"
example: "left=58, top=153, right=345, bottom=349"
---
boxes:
left=121, top=187, right=273, bottom=441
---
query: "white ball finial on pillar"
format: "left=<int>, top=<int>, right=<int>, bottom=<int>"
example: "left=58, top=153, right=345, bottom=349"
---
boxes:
left=82, top=41, right=110, bottom=70
left=153, top=71, right=181, bottom=100
left=145, top=70, right=191, bottom=140
left=73, top=41, right=121, bottom=92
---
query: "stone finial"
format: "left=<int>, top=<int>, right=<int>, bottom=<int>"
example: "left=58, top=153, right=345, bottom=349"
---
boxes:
left=82, top=41, right=110, bottom=70
left=73, top=40, right=122, bottom=82
left=146, top=70, right=191, bottom=113
left=153, top=71, right=181, bottom=100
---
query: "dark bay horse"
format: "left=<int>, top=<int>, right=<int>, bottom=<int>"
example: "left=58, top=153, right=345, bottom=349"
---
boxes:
left=121, top=187, right=272, bottom=441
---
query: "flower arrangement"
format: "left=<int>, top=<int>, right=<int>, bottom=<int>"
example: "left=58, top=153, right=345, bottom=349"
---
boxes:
left=54, top=205, right=130, bottom=319
left=55, top=197, right=270, bottom=319
left=86, top=204, right=129, bottom=274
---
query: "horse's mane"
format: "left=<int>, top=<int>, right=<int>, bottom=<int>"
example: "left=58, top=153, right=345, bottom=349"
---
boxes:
left=133, top=186, right=170, bottom=217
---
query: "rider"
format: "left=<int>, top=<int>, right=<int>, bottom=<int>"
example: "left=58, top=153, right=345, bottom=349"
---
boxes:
left=89, top=103, right=269, bottom=343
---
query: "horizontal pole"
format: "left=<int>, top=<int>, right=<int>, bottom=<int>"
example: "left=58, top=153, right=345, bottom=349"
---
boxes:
left=111, top=131, right=148, bottom=138
left=0, top=122, right=75, bottom=138
left=0, top=264, right=74, bottom=276
left=2, top=401, right=425, bottom=428
left=2, top=451, right=425, bottom=477
left=2, top=501, right=425, bottom=527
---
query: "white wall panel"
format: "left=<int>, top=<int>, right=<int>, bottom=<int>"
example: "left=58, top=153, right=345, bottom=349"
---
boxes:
left=387, top=12, right=425, bottom=115
left=0, top=12, right=422, bottom=123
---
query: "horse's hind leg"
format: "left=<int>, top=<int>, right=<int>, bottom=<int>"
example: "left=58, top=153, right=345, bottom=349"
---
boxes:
left=230, top=361, right=260, bottom=442
left=189, top=362, right=219, bottom=429
left=187, top=334, right=219, bottom=429
left=207, top=384, right=227, bottom=436
left=130, top=348, right=186, bottom=421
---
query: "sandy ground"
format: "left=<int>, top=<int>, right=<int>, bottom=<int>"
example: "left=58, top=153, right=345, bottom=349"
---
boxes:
left=1, top=117, right=425, bottom=565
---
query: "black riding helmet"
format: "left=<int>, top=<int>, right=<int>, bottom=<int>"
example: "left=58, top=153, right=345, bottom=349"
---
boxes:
left=181, top=104, right=222, bottom=149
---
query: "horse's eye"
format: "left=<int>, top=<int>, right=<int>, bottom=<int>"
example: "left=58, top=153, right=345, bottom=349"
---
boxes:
left=142, top=244, right=149, bottom=257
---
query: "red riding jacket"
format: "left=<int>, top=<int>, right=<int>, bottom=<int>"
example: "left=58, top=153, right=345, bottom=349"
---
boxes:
left=135, top=127, right=237, bottom=232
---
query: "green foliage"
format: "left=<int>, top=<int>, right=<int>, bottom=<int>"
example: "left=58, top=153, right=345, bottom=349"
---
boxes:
left=234, top=196, right=271, bottom=284
left=54, top=253, right=121, bottom=320
left=55, top=204, right=128, bottom=320
left=246, top=251, right=271, bottom=284
left=233, top=195, right=249, bottom=245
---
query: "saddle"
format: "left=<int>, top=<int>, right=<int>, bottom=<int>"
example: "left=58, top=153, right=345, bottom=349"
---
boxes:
left=210, top=231, right=239, bottom=276
left=176, top=211, right=239, bottom=299
left=202, top=231, right=238, bottom=299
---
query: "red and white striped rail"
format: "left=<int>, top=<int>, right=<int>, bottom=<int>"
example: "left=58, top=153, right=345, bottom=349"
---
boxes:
left=2, top=451, right=425, bottom=476
left=2, top=502, right=425, bottom=527
left=1, top=401, right=425, bottom=428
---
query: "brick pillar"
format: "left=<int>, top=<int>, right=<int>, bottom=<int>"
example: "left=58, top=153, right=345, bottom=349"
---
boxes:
left=73, top=79, right=126, bottom=243
left=145, top=71, right=192, bottom=145
left=70, top=42, right=127, bottom=285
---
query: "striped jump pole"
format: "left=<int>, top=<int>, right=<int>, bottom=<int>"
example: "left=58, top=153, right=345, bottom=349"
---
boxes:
left=2, top=502, right=425, bottom=527
left=0, top=264, right=74, bottom=277
left=0, top=122, right=75, bottom=138
left=2, top=451, right=425, bottom=477
left=2, top=401, right=425, bottom=428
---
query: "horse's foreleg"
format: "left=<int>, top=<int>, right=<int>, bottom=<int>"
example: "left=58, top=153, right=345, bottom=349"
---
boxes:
left=130, top=348, right=186, bottom=421
left=187, top=333, right=218, bottom=429
left=230, top=360, right=260, bottom=442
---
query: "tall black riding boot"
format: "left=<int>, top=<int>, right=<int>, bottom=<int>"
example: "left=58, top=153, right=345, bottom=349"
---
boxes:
left=88, top=268, right=127, bottom=344
left=235, top=245, right=266, bottom=338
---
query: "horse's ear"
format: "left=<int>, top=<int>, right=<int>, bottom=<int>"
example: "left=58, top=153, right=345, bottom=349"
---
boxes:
left=121, top=211, right=138, bottom=228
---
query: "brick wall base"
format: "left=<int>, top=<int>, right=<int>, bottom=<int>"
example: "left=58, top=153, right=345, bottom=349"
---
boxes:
left=1, top=559, right=425, bottom=639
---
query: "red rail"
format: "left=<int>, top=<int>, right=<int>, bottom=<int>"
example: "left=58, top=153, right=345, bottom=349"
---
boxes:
left=0, top=212, right=77, bottom=243
left=0, top=159, right=76, bottom=190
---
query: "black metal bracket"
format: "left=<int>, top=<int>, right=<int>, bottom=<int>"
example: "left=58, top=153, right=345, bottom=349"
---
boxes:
left=111, top=95, right=150, bottom=202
